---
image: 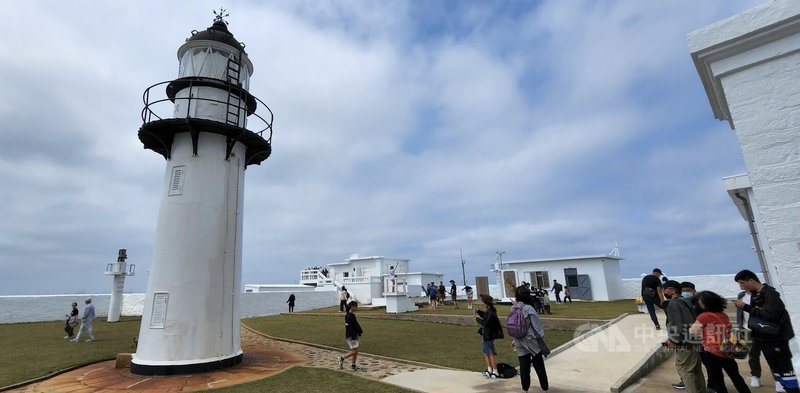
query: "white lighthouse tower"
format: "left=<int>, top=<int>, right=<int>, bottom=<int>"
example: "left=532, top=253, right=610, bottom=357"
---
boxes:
left=105, top=248, right=135, bottom=323
left=132, top=11, right=273, bottom=375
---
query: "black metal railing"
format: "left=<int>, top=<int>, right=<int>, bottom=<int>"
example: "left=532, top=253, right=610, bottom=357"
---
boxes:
left=141, top=79, right=273, bottom=144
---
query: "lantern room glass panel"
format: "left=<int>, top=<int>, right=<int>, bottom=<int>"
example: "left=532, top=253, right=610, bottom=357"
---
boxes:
left=178, top=47, right=249, bottom=89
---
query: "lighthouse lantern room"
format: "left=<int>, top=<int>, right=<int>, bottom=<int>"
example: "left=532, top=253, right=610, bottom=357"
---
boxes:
left=132, top=10, right=273, bottom=375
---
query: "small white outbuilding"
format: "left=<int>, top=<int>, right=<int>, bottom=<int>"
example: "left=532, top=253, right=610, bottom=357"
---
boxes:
left=490, top=254, right=625, bottom=301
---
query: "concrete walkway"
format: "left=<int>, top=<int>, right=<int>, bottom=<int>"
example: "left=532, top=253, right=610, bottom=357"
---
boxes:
left=382, top=313, right=667, bottom=392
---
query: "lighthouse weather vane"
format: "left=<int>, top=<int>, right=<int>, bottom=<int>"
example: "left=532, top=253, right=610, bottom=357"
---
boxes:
left=213, top=7, right=229, bottom=24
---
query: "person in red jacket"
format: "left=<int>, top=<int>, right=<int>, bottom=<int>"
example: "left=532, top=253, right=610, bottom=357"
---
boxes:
left=690, top=291, right=751, bottom=393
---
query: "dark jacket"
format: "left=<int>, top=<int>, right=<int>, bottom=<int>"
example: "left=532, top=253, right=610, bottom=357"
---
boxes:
left=477, top=308, right=504, bottom=341
left=665, top=296, right=699, bottom=347
left=743, top=284, right=794, bottom=341
left=344, top=312, right=363, bottom=339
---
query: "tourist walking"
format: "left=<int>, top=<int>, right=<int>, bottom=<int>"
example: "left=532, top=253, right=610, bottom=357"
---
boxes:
left=339, top=286, right=349, bottom=312
left=563, top=287, right=572, bottom=304
left=512, top=285, right=550, bottom=392
left=641, top=268, right=665, bottom=330
left=338, top=301, right=363, bottom=371
left=732, top=270, right=798, bottom=393
left=690, top=290, right=751, bottom=393
left=662, top=280, right=706, bottom=393
left=476, top=294, right=504, bottom=379
left=71, top=298, right=96, bottom=342
left=286, top=293, right=296, bottom=313
left=552, top=280, right=563, bottom=303
left=736, top=289, right=764, bottom=388
left=63, top=302, right=79, bottom=339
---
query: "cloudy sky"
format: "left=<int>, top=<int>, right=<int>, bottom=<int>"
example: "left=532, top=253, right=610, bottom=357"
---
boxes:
left=1, top=1, right=767, bottom=296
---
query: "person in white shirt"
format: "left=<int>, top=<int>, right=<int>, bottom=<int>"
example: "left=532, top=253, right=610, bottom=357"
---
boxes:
left=71, top=298, right=96, bottom=342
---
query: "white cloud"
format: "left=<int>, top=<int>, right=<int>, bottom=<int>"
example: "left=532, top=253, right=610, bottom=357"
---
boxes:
left=0, top=0, right=769, bottom=295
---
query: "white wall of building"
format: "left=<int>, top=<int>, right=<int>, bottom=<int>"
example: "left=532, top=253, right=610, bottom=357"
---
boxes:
left=0, top=291, right=338, bottom=325
left=501, top=257, right=624, bottom=301
left=690, top=0, right=800, bottom=344
left=621, top=273, right=766, bottom=299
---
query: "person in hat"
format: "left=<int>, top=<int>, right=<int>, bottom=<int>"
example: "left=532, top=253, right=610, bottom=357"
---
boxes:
left=663, top=280, right=706, bottom=393
left=641, top=268, right=666, bottom=330
left=449, top=280, right=459, bottom=309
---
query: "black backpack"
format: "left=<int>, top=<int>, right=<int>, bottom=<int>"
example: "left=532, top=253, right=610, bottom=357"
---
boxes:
left=496, top=363, right=518, bottom=378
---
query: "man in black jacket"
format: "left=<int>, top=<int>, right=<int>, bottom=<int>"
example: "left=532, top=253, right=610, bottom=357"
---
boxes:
left=641, top=268, right=665, bottom=330
left=732, top=269, right=797, bottom=393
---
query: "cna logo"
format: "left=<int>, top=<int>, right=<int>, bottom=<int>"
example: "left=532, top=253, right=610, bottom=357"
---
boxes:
left=571, top=323, right=667, bottom=353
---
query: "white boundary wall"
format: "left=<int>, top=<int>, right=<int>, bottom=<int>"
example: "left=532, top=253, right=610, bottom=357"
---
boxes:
left=0, top=291, right=338, bottom=324
left=621, top=273, right=765, bottom=299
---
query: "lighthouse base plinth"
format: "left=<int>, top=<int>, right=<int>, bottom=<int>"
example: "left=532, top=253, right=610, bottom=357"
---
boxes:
left=130, top=353, right=243, bottom=376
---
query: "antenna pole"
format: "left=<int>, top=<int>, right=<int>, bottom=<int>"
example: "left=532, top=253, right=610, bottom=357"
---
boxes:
left=460, top=249, right=467, bottom=286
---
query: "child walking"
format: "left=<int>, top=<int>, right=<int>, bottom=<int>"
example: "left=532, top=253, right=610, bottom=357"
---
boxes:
left=338, top=301, right=363, bottom=371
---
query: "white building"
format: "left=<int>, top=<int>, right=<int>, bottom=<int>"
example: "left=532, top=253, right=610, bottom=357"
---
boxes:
left=490, top=253, right=625, bottom=301
left=246, top=254, right=443, bottom=308
left=690, top=0, right=800, bottom=349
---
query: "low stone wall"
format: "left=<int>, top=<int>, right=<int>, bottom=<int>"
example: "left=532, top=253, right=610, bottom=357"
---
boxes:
left=298, top=312, right=604, bottom=331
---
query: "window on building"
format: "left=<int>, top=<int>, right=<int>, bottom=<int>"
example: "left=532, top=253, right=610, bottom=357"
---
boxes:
left=564, top=268, right=578, bottom=287
left=529, top=271, right=551, bottom=288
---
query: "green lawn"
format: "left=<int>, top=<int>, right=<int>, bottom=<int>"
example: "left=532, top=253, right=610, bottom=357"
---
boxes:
left=0, top=300, right=632, bottom=390
left=242, top=314, right=575, bottom=371
left=0, top=317, right=141, bottom=388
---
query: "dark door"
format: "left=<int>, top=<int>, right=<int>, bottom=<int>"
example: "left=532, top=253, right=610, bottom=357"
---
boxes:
left=475, top=276, right=490, bottom=297
left=503, top=271, right=517, bottom=299
left=574, top=274, right=592, bottom=300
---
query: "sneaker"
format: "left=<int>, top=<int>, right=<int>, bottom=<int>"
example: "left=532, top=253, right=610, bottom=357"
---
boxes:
left=64, top=335, right=70, bottom=339
left=671, top=382, right=686, bottom=389
left=750, top=376, right=760, bottom=388
left=776, top=381, right=786, bottom=393
left=655, top=325, right=662, bottom=330
left=488, top=372, right=498, bottom=379
left=86, top=338, right=94, bottom=342
left=70, top=338, right=78, bottom=342
left=350, top=364, right=357, bottom=371
left=481, top=370, right=491, bottom=377
left=337, top=355, right=344, bottom=369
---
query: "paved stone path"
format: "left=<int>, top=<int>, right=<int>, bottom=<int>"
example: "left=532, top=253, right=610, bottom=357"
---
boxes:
left=9, top=326, right=435, bottom=392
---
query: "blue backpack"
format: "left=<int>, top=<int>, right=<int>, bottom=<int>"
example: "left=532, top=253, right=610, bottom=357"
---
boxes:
left=506, top=303, right=528, bottom=338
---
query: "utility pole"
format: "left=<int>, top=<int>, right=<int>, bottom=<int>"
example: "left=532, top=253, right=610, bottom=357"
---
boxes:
left=460, top=249, right=467, bottom=286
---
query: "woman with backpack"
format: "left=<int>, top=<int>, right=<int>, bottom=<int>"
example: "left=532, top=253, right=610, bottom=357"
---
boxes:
left=689, top=291, right=751, bottom=393
left=476, top=294, right=504, bottom=379
left=511, top=285, right=549, bottom=392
